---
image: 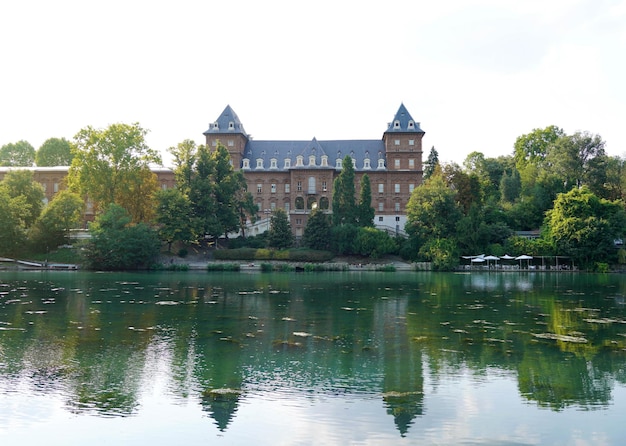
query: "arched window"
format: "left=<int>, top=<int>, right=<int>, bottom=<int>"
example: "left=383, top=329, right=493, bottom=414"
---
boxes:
left=295, top=196, right=304, bottom=210
left=319, top=196, right=329, bottom=210
left=308, top=176, right=316, bottom=194
left=307, top=196, right=317, bottom=209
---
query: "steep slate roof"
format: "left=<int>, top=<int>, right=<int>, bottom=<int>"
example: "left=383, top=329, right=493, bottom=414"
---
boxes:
left=244, top=138, right=385, bottom=172
left=385, top=103, right=424, bottom=133
left=203, top=105, right=248, bottom=136
left=208, top=104, right=422, bottom=172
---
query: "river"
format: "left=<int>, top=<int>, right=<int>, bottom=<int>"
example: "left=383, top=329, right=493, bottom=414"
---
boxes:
left=1, top=270, right=625, bottom=445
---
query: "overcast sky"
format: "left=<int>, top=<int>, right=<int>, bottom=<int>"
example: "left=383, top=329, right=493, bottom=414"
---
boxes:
left=1, top=0, right=625, bottom=166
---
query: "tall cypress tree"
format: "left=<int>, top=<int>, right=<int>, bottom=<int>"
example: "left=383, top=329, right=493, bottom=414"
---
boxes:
left=332, top=155, right=357, bottom=226
left=357, top=174, right=374, bottom=227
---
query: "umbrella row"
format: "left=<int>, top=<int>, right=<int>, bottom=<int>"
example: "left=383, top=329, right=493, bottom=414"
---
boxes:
left=462, top=254, right=533, bottom=267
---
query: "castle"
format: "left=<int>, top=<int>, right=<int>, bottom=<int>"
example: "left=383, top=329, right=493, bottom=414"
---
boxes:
left=0, top=104, right=424, bottom=235
left=203, top=103, right=424, bottom=236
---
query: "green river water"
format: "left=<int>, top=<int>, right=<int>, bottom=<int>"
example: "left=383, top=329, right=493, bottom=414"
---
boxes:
left=1, top=270, right=625, bottom=445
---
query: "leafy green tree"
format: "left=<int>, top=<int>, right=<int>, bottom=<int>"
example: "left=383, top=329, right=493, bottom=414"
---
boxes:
left=514, top=125, right=564, bottom=170
left=234, top=179, right=257, bottom=239
left=0, top=140, right=35, bottom=166
left=357, top=174, right=374, bottom=227
left=546, top=131, right=606, bottom=190
left=68, top=123, right=161, bottom=221
left=500, top=169, right=521, bottom=203
left=545, top=187, right=626, bottom=268
left=354, top=227, right=397, bottom=258
left=189, top=143, right=215, bottom=240
left=155, top=188, right=195, bottom=251
left=83, top=204, right=160, bottom=270
left=442, top=163, right=482, bottom=214
left=0, top=188, right=28, bottom=255
left=29, top=190, right=83, bottom=251
left=424, top=146, right=439, bottom=180
left=210, top=144, right=245, bottom=238
left=168, top=139, right=197, bottom=196
left=36, top=137, right=73, bottom=166
left=268, top=208, right=293, bottom=249
left=405, top=173, right=462, bottom=241
left=331, top=223, right=358, bottom=255
left=332, top=155, right=357, bottom=226
left=0, top=169, right=45, bottom=227
left=303, top=209, right=331, bottom=251
left=419, top=237, right=459, bottom=271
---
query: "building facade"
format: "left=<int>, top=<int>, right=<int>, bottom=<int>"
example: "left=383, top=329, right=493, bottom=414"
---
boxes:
left=203, top=104, right=425, bottom=236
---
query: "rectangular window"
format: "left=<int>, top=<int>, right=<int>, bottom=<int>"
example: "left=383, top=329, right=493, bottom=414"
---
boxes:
left=284, top=159, right=291, bottom=168
left=394, top=139, right=400, bottom=146
left=228, top=140, right=234, bottom=147
left=378, top=183, right=384, bottom=193
left=409, top=184, right=415, bottom=193
left=256, top=159, right=263, bottom=168
left=53, top=183, right=59, bottom=193
left=408, top=159, right=414, bottom=168
left=395, top=202, right=401, bottom=212
left=297, top=181, right=302, bottom=192
left=284, top=202, right=290, bottom=213
left=394, top=159, right=400, bottom=168
left=270, top=202, right=276, bottom=210
left=285, top=183, right=290, bottom=193
left=378, top=202, right=384, bottom=211
left=270, top=159, right=277, bottom=168
left=257, top=184, right=262, bottom=193
left=271, top=184, right=276, bottom=193
left=379, top=216, right=383, bottom=222
left=322, top=181, right=327, bottom=192
left=395, top=216, right=400, bottom=222
left=409, top=139, right=414, bottom=146
left=296, top=218, right=302, bottom=225
left=394, top=184, right=400, bottom=193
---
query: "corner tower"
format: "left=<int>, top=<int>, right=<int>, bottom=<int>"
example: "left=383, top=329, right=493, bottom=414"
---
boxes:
left=203, top=105, right=249, bottom=168
left=383, top=103, right=424, bottom=174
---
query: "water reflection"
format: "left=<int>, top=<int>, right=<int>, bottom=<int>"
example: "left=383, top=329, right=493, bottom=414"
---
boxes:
left=1, top=271, right=626, bottom=442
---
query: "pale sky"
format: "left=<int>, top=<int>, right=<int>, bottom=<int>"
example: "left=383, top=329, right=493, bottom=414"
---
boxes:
left=1, top=0, right=625, bottom=167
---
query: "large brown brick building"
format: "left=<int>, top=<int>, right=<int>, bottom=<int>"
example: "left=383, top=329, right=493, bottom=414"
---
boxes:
left=0, top=104, right=424, bottom=235
left=204, top=104, right=424, bottom=237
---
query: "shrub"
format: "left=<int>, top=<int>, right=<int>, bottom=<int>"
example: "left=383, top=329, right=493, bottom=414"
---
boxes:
left=207, top=263, right=240, bottom=271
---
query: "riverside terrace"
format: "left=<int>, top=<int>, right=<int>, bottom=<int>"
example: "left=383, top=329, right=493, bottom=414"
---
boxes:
left=461, top=254, right=576, bottom=271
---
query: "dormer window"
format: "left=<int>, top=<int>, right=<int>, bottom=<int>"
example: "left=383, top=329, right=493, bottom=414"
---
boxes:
left=213, top=122, right=219, bottom=130
left=394, top=120, right=400, bottom=129
left=321, top=155, right=328, bottom=167
left=296, top=155, right=304, bottom=167
left=408, top=120, right=415, bottom=129
left=363, top=158, right=371, bottom=169
left=308, top=155, right=316, bottom=167
left=229, top=121, right=234, bottom=130
left=242, top=159, right=250, bottom=169
left=336, top=158, right=343, bottom=169
left=377, top=159, right=385, bottom=169
left=256, top=158, right=264, bottom=169
left=284, top=158, right=291, bottom=169
left=270, top=158, right=278, bottom=169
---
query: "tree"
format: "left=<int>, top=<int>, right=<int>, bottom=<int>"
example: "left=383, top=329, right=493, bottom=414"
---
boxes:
left=0, top=169, right=45, bottom=227
left=354, top=227, right=397, bottom=258
left=168, top=139, right=197, bottom=196
left=68, top=123, right=161, bottom=221
left=29, top=190, right=83, bottom=251
left=36, top=137, right=73, bottom=166
left=546, top=131, right=606, bottom=190
left=514, top=125, right=564, bottom=170
left=332, top=155, right=357, bottom=226
left=500, top=169, right=521, bottom=203
left=268, top=208, right=293, bottom=249
left=155, top=188, right=195, bottom=252
left=83, top=204, right=160, bottom=270
left=405, top=172, right=462, bottom=241
left=357, top=174, right=374, bottom=227
left=545, top=187, right=626, bottom=268
left=303, top=209, right=332, bottom=251
left=187, top=143, right=249, bottom=241
left=0, top=188, right=28, bottom=255
left=0, top=140, right=35, bottom=166
left=424, top=146, right=439, bottom=180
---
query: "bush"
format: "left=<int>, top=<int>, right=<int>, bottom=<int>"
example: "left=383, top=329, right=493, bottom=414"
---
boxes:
left=178, top=247, right=188, bottom=258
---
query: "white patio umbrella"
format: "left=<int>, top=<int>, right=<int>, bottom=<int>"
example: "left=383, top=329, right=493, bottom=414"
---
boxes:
left=515, top=254, right=533, bottom=268
left=483, top=255, right=499, bottom=268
